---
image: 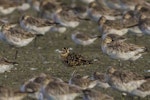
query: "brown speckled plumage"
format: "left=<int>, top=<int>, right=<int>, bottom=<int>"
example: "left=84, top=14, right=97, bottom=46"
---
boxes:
left=21, top=15, right=56, bottom=27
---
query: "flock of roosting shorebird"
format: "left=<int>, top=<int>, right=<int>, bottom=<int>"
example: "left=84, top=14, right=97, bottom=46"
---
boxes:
left=0, top=0, right=150, bottom=100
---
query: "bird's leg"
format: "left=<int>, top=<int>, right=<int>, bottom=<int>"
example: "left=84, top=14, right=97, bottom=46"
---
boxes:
left=15, top=48, right=19, bottom=59
left=129, top=60, right=134, bottom=67
left=34, top=36, right=37, bottom=47
left=118, top=60, right=123, bottom=67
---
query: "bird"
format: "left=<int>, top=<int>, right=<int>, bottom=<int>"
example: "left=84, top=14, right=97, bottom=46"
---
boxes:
left=70, top=4, right=89, bottom=20
left=51, top=6, right=80, bottom=28
left=71, top=31, right=101, bottom=46
left=103, top=0, right=145, bottom=11
left=22, top=72, right=82, bottom=100
left=122, top=9, right=142, bottom=36
left=20, top=15, right=58, bottom=35
left=82, top=89, right=114, bottom=100
left=0, top=0, right=18, bottom=15
left=69, top=71, right=98, bottom=89
left=20, top=73, right=63, bottom=99
left=0, top=86, right=27, bottom=100
left=55, top=47, right=93, bottom=67
left=101, top=34, right=147, bottom=63
left=92, top=71, right=110, bottom=89
left=39, top=0, right=61, bottom=18
left=0, top=24, right=36, bottom=59
left=98, top=16, right=128, bottom=36
left=105, top=66, right=150, bottom=95
left=0, top=57, right=17, bottom=73
left=42, top=80, right=82, bottom=100
left=87, top=1, right=122, bottom=22
left=72, top=0, right=95, bottom=5
left=0, top=23, right=36, bottom=47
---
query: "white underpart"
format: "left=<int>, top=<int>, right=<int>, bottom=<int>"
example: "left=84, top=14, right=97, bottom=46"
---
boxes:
left=17, top=3, right=30, bottom=11
left=140, top=26, right=150, bottom=35
left=52, top=13, right=79, bottom=28
left=0, top=7, right=17, bottom=15
left=146, top=70, right=150, bottom=72
left=20, top=21, right=52, bottom=35
left=0, top=64, right=14, bottom=73
left=91, top=75, right=110, bottom=89
left=80, top=0, right=95, bottom=4
left=44, top=92, right=79, bottom=100
left=0, top=31, right=35, bottom=47
left=109, top=79, right=146, bottom=93
left=71, top=34, right=97, bottom=46
left=50, top=26, right=67, bottom=33
left=128, top=26, right=143, bottom=36
left=108, top=28, right=128, bottom=36
left=87, top=9, right=116, bottom=22
left=97, top=81, right=110, bottom=89
left=88, top=81, right=98, bottom=89
left=6, top=36, right=35, bottom=47
left=130, top=89, right=150, bottom=98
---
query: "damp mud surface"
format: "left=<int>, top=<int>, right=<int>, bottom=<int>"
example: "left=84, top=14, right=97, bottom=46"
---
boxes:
left=0, top=0, right=150, bottom=100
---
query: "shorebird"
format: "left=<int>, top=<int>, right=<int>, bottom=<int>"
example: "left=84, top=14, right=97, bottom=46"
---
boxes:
left=122, top=10, right=142, bottom=36
left=0, top=24, right=36, bottom=47
left=55, top=47, right=92, bottom=67
left=82, top=89, right=114, bottom=100
left=0, top=57, right=17, bottom=73
left=92, top=71, right=110, bottom=89
left=105, top=66, right=149, bottom=95
left=72, top=0, right=95, bottom=5
left=0, top=0, right=30, bottom=15
left=103, top=0, right=145, bottom=11
left=71, top=31, right=100, bottom=46
left=70, top=4, right=89, bottom=21
left=20, top=15, right=58, bottom=35
left=39, top=0, right=61, bottom=18
left=51, top=6, right=80, bottom=28
left=20, top=73, right=63, bottom=100
left=101, top=34, right=147, bottom=63
left=0, top=0, right=18, bottom=15
left=69, top=71, right=98, bottom=89
left=98, top=16, right=128, bottom=36
left=41, top=80, right=82, bottom=100
left=87, top=1, right=122, bottom=22
left=0, top=24, right=36, bottom=59
left=0, top=86, right=27, bottom=100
